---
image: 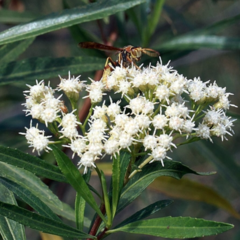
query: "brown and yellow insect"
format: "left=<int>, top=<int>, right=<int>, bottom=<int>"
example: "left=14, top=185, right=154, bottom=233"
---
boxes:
left=79, top=41, right=159, bottom=68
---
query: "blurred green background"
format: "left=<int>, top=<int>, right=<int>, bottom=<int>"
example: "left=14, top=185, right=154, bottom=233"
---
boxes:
left=0, top=0, right=240, bottom=239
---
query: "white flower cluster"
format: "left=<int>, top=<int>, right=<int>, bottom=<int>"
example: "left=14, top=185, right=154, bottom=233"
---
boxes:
left=23, top=80, right=62, bottom=126
left=21, top=59, right=236, bottom=173
left=19, top=121, right=52, bottom=155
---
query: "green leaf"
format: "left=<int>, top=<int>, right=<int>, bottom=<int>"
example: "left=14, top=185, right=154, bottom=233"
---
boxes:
left=99, top=170, right=112, bottom=227
left=108, top=217, right=233, bottom=238
left=111, top=155, right=120, bottom=219
left=117, top=160, right=212, bottom=212
left=0, top=9, right=40, bottom=23
left=115, top=199, right=173, bottom=228
left=203, top=13, right=240, bottom=34
left=0, top=56, right=105, bottom=85
left=0, top=201, right=95, bottom=239
left=0, top=182, right=26, bottom=240
left=150, top=176, right=240, bottom=219
left=0, top=177, right=61, bottom=222
left=51, top=145, right=107, bottom=223
left=0, top=161, right=75, bottom=222
left=160, top=35, right=240, bottom=51
left=111, top=152, right=131, bottom=218
left=142, top=0, right=165, bottom=46
left=0, top=146, right=66, bottom=182
left=0, top=0, right=146, bottom=45
left=75, top=170, right=91, bottom=231
left=0, top=38, right=34, bottom=63
left=75, top=192, right=86, bottom=231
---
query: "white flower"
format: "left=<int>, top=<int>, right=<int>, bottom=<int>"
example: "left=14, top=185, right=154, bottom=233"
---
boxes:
left=67, top=137, right=87, bottom=158
left=170, top=74, right=187, bottom=95
left=211, top=123, right=232, bottom=141
left=20, top=121, right=52, bottom=155
left=77, top=152, right=96, bottom=174
left=41, top=107, right=59, bottom=126
left=88, top=79, right=105, bottom=91
left=31, top=135, right=52, bottom=155
left=43, top=95, right=62, bottom=109
left=135, top=115, right=151, bottom=129
left=196, top=123, right=212, bottom=141
left=146, top=69, right=159, bottom=86
left=132, top=72, right=147, bottom=87
left=88, top=88, right=104, bottom=103
left=203, top=109, right=222, bottom=125
left=169, top=116, right=184, bottom=131
left=115, top=114, right=129, bottom=128
left=92, top=104, right=107, bottom=119
left=60, top=125, right=79, bottom=139
left=90, top=119, right=107, bottom=131
left=151, top=146, right=167, bottom=166
left=20, top=121, right=42, bottom=142
left=104, top=138, right=119, bottom=155
left=206, top=82, right=220, bottom=99
left=157, top=134, right=175, bottom=149
left=60, top=111, right=81, bottom=128
left=143, top=135, right=157, bottom=150
left=152, top=114, right=168, bottom=129
left=24, top=80, right=45, bottom=99
left=28, top=104, right=45, bottom=119
left=58, top=72, right=85, bottom=93
left=128, top=96, right=146, bottom=115
left=155, top=85, right=170, bottom=103
left=88, top=142, right=103, bottom=156
left=107, top=98, right=121, bottom=118
left=142, top=100, right=155, bottom=115
left=87, top=129, right=106, bottom=143
left=116, top=80, right=132, bottom=96
left=124, top=118, right=139, bottom=136
left=182, top=119, right=195, bottom=134
left=119, top=133, right=133, bottom=150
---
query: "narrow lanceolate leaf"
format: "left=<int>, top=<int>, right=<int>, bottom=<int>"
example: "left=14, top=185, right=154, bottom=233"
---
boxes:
left=0, top=0, right=146, bottom=45
left=142, top=0, right=165, bottom=46
left=75, top=193, right=86, bottom=231
left=0, top=146, right=66, bottom=182
left=0, top=201, right=94, bottom=239
left=52, top=145, right=107, bottom=223
left=108, top=217, right=233, bottom=238
left=0, top=178, right=61, bottom=222
left=117, top=160, right=212, bottom=212
left=0, top=38, right=34, bottom=63
left=0, top=182, right=26, bottom=240
left=0, top=162, right=75, bottom=222
left=111, top=155, right=120, bottom=219
left=160, top=35, right=240, bottom=51
left=115, top=200, right=173, bottom=228
left=150, top=176, right=240, bottom=219
left=75, top=170, right=91, bottom=231
left=0, top=56, right=105, bottom=85
left=111, top=152, right=131, bottom=218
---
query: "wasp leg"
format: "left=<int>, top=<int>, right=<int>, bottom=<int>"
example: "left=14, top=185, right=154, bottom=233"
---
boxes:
left=105, top=57, right=116, bottom=67
left=126, top=55, right=140, bottom=69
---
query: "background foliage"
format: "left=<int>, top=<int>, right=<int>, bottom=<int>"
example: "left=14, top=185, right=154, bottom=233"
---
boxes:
left=0, top=0, right=239, bottom=239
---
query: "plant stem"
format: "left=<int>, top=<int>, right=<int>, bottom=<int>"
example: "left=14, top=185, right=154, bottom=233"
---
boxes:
left=87, top=204, right=106, bottom=240
left=129, top=155, right=153, bottom=179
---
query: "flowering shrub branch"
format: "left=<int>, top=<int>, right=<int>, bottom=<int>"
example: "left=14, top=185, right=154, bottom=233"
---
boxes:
left=19, top=58, right=236, bottom=239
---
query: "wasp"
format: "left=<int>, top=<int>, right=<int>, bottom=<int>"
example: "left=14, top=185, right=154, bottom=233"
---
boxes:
left=79, top=42, right=159, bottom=88
left=79, top=41, right=159, bottom=68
